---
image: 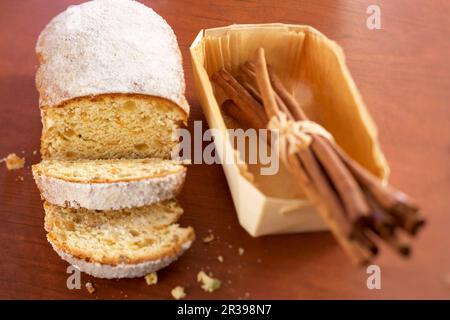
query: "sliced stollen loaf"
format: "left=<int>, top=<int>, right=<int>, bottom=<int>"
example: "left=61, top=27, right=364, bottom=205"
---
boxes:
left=32, top=158, right=186, bottom=210
left=44, top=199, right=195, bottom=279
left=36, top=0, right=188, bottom=160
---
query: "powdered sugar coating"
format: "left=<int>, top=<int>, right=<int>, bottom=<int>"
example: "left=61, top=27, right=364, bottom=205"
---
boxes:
left=36, top=0, right=189, bottom=113
left=33, top=168, right=186, bottom=210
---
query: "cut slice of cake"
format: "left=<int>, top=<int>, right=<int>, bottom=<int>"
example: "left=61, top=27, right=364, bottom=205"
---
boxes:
left=44, top=200, right=195, bottom=279
left=32, top=158, right=187, bottom=210
left=38, top=95, right=187, bottom=160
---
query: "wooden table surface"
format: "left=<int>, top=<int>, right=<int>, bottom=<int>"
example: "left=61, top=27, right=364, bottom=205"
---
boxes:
left=0, top=0, right=449, bottom=300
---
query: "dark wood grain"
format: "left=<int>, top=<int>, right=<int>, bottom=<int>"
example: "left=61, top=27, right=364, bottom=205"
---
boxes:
left=0, top=0, right=449, bottom=299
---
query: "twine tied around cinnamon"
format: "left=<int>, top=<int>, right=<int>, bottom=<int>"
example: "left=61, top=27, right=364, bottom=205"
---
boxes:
left=267, top=111, right=334, bottom=164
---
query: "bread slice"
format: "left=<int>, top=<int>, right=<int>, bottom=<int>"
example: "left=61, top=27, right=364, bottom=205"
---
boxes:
left=32, top=158, right=186, bottom=210
left=36, top=0, right=189, bottom=160
left=44, top=200, right=195, bottom=279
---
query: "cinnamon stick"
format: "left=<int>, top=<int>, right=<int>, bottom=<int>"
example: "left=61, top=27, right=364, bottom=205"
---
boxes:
left=211, top=49, right=424, bottom=264
left=239, top=65, right=294, bottom=119
left=221, top=78, right=372, bottom=258
left=253, top=48, right=372, bottom=264
left=245, top=61, right=308, bottom=121
left=288, top=152, right=375, bottom=263
left=261, top=62, right=425, bottom=253
left=221, top=100, right=253, bottom=128
left=264, top=65, right=424, bottom=233
left=253, top=49, right=279, bottom=119
left=236, top=74, right=262, bottom=103
left=248, top=58, right=373, bottom=229
left=311, top=137, right=372, bottom=225
left=330, top=141, right=425, bottom=235
left=366, top=226, right=411, bottom=257
left=211, top=69, right=267, bottom=129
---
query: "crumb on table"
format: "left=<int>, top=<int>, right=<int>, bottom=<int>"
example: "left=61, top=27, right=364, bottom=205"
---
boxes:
left=85, top=282, right=96, bottom=294
left=238, top=247, right=245, bottom=255
left=217, top=255, right=224, bottom=263
left=171, top=286, right=186, bottom=300
left=2, top=153, right=25, bottom=170
left=197, top=271, right=221, bottom=293
left=203, top=233, right=215, bottom=243
left=145, top=272, right=158, bottom=285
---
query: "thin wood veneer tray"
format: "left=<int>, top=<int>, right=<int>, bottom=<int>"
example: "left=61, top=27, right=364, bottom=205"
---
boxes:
left=190, top=24, right=389, bottom=237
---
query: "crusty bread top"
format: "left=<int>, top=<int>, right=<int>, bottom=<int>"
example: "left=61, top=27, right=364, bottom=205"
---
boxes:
left=36, top=0, right=189, bottom=114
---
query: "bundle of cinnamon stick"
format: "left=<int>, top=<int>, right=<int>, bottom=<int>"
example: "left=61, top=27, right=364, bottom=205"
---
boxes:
left=212, top=48, right=425, bottom=264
